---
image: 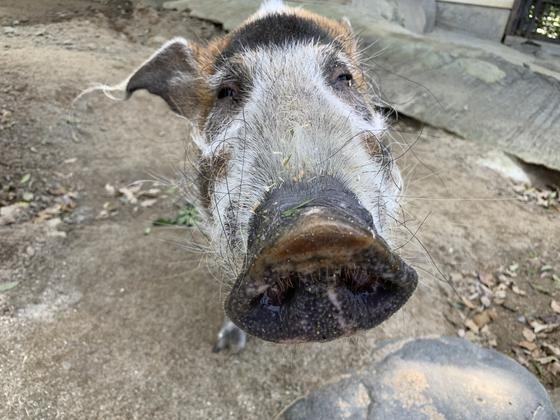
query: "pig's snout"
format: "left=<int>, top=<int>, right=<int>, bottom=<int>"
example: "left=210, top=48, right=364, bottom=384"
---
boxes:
left=225, top=177, right=418, bottom=343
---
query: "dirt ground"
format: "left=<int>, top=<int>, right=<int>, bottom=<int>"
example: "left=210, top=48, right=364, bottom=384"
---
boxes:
left=1, top=1, right=559, bottom=418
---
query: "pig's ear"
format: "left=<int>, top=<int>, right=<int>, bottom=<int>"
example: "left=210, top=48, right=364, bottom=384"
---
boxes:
left=126, top=37, right=203, bottom=118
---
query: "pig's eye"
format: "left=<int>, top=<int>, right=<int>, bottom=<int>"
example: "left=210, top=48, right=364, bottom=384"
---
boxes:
left=334, top=72, right=353, bottom=89
left=217, top=85, right=238, bottom=100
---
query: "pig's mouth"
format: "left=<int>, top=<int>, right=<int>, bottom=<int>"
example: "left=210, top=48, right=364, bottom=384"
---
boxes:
left=225, top=178, right=418, bottom=343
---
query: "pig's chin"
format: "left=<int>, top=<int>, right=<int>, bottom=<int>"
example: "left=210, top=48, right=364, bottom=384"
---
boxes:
left=224, top=216, right=418, bottom=343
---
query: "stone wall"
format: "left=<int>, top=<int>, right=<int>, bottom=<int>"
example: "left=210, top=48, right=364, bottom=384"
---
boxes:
left=435, top=0, right=513, bottom=41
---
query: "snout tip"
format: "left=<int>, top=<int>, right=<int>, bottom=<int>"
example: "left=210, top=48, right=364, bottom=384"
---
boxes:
left=249, top=207, right=384, bottom=277
left=225, top=207, right=418, bottom=343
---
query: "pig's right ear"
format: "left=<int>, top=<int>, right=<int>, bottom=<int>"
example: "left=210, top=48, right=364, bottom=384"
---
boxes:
left=125, top=37, right=203, bottom=119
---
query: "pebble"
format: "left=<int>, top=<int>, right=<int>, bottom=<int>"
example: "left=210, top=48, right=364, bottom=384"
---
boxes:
left=22, top=192, right=34, bottom=202
left=3, top=26, right=16, bottom=35
left=0, top=203, right=25, bottom=226
left=47, top=231, right=67, bottom=238
left=26, top=246, right=35, bottom=257
left=46, top=217, right=62, bottom=229
left=472, top=311, right=491, bottom=328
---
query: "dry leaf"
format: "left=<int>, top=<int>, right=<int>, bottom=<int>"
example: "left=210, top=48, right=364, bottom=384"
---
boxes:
left=140, top=199, right=157, bottom=208
left=512, top=285, right=526, bottom=296
left=473, top=311, right=492, bottom=328
left=549, top=361, right=560, bottom=376
left=461, top=297, right=476, bottom=310
left=522, top=327, right=536, bottom=342
left=542, top=343, right=560, bottom=357
left=536, top=356, right=558, bottom=365
left=529, top=320, right=549, bottom=334
left=479, top=272, right=495, bottom=288
left=494, top=289, right=507, bottom=302
left=518, top=340, right=538, bottom=351
left=516, top=355, right=529, bottom=367
left=103, top=202, right=117, bottom=211
left=97, top=210, right=109, bottom=219
left=137, top=188, right=161, bottom=198
left=480, top=295, right=491, bottom=307
left=118, top=187, right=138, bottom=204
left=497, top=274, right=511, bottom=285
left=105, top=184, right=116, bottom=196
left=464, top=319, right=479, bottom=334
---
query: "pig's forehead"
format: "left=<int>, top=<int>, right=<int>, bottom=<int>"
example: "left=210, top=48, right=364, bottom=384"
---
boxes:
left=210, top=10, right=354, bottom=67
left=219, top=15, right=336, bottom=64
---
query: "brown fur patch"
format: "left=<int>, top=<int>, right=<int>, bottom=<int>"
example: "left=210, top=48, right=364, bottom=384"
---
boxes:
left=362, top=133, right=382, bottom=157
left=198, top=147, right=231, bottom=208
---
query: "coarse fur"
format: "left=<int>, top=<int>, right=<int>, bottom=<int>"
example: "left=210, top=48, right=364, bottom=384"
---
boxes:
left=90, top=0, right=414, bottom=348
left=196, top=4, right=402, bottom=286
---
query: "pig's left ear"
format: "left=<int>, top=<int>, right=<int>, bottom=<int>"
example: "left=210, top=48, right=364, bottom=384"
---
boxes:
left=126, top=37, right=203, bottom=119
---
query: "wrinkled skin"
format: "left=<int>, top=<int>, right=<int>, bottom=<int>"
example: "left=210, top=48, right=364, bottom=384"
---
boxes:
left=113, top=0, right=417, bottom=352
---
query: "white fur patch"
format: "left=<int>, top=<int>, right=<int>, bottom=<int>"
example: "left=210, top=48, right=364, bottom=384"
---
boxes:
left=203, top=43, right=399, bottom=280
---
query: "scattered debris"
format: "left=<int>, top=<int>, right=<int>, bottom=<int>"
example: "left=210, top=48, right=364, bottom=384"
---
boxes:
left=118, top=185, right=140, bottom=205
left=447, top=260, right=560, bottom=387
left=512, top=183, right=560, bottom=210
left=98, top=182, right=166, bottom=219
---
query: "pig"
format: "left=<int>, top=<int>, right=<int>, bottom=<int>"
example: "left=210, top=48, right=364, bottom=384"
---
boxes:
left=105, top=0, right=418, bottom=352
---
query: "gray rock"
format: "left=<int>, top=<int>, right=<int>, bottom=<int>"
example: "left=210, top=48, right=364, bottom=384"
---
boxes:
left=284, top=377, right=371, bottom=420
left=395, top=0, right=437, bottom=34
left=170, top=0, right=434, bottom=34
left=0, top=204, right=26, bottom=226
left=281, top=337, right=559, bottom=420
left=362, top=25, right=560, bottom=171
left=435, top=1, right=510, bottom=42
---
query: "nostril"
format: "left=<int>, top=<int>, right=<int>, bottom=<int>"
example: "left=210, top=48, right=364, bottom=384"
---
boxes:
left=255, top=275, right=299, bottom=311
left=254, top=265, right=381, bottom=312
left=341, top=267, right=374, bottom=294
